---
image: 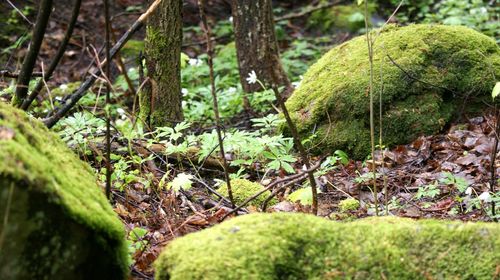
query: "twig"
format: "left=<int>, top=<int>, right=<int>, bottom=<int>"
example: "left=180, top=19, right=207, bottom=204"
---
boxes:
left=261, top=173, right=309, bottom=211
left=191, top=177, right=232, bottom=205
left=14, top=0, right=53, bottom=107
left=198, top=0, right=235, bottom=209
left=0, top=70, right=43, bottom=79
left=21, top=0, right=82, bottom=110
left=221, top=161, right=321, bottom=219
left=380, top=56, right=388, bottom=215
left=271, top=85, right=319, bottom=215
left=6, top=0, right=34, bottom=26
left=489, top=108, right=499, bottom=221
left=42, top=0, right=163, bottom=128
left=104, top=0, right=112, bottom=200
left=111, top=26, right=137, bottom=95
left=386, top=54, right=454, bottom=96
left=364, top=0, right=379, bottom=216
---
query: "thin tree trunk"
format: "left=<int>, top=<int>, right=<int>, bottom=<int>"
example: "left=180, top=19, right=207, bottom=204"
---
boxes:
left=231, top=0, right=290, bottom=93
left=21, top=0, right=82, bottom=111
left=140, top=0, right=184, bottom=128
left=13, top=0, right=53, bottom=107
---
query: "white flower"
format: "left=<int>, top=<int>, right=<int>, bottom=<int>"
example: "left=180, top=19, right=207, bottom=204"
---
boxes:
left=246, top=70, right=257, bottom=84
left=116, top=108, right=125, bottom=115
left=59, top=84, right=68, bottom=91
left=478, top=191, right=491, bottom=203
left=229, top=16, right=233, bottom=23
left=188, top=58, right=203, bottom=67
left=465, top=187, right=473, bottom=196
left=181, top=88, right=188, bottom=95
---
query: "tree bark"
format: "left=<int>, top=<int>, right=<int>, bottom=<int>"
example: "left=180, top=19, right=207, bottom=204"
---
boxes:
left=231, top=0, right=290, bottom=93
left=141, top=0, right=183, bottom=128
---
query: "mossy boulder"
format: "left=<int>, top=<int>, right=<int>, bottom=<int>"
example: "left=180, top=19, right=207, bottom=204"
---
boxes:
left=338, top=198, right=360, bottom=212
left=285, top=24, right=500, bottom=159
left=155, top=213, right=500, bottom=279
left=0, top=102, right=129, bottom=279
left=218, top=179, right=277, bottom=207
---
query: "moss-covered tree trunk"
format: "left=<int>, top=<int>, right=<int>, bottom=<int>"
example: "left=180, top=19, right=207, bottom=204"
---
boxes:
left=140, top=0, right=183, bottom=128
left=231, top=0, right=290, bottom=93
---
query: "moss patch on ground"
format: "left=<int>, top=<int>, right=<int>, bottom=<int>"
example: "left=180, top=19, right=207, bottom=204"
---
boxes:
left=0, top=102, right=129, bottom=279
left=285, top=24, right=500, bottom=159
left=155, top=212, right=500, bottom=280
left=218, top=179, right=277, bottom=207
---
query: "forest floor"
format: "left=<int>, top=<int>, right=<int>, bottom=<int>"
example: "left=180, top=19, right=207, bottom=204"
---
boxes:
left=1, top=1, right=498, bottom=279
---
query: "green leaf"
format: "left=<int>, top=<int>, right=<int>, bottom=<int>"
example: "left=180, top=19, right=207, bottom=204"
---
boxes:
left=492, top=82, right=500, bottom=99
left=167, top=173, right=194, bottom=192
left=180, top=53, right=189, bottom=69
left=357, top=0, right=364, bottom=5
left=281, top=162, right=296, bottom=174
left=334, top=150, right=349, bottom=165
left=288, top=187, right=321, bottom=205
left=129, top=227, right=148, bottom=241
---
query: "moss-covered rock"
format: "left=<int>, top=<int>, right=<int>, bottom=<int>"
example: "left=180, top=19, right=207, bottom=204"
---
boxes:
left=285, top=24, right=500, bottom=159
left=218, top=179, right=277, bottom=207
left=338, top=198, right=360, bottom=212
left=0, top=102, right=129, bottom=280
left=155, top=212, right=500, bottom=279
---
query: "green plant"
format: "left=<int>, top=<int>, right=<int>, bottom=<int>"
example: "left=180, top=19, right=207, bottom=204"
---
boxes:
left=423, top=0, right=499, bottom=40
left=393, top=0, right=499, bottom=41
left=251, top=114, right=284, bottom=134
left=354, top=171, right=379, bottom=184
left=439, top=172, right=469, bottom=193
left=288, top=187, right=322, bottom=206
left=166, top=172, right=194, bottom=192
left=127, top=227, right=148, bottom=258
left=416, top=181, right=440, bottom=199
left=317, top=150, right=349, bottom=175
left=262, top=139, right=296, bottom=174
left=57, top=112, right=105, bottom=155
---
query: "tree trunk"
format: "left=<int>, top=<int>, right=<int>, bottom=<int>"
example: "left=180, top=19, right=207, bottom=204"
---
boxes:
left=231, top=0, right=290, bottom=93
left=140, top=0, right=183, bottom=128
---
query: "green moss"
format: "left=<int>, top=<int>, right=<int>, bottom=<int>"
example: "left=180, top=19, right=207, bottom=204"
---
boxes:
left=140, top=24, right=183, bottom=127
left=155, top=213, right=500, bottom=280
left=0, top=102, right=129, bottom=279
left=338, top=198, right=360, bottom=212
left=121, top=39, right=144, bottom=59
left=285, top=24, right=500, bottom=159
left=218, top=179, right=277, bottom=207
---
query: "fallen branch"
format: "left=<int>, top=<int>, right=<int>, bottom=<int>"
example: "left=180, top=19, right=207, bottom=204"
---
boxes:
left=0, top=70, right=44, bottom=79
